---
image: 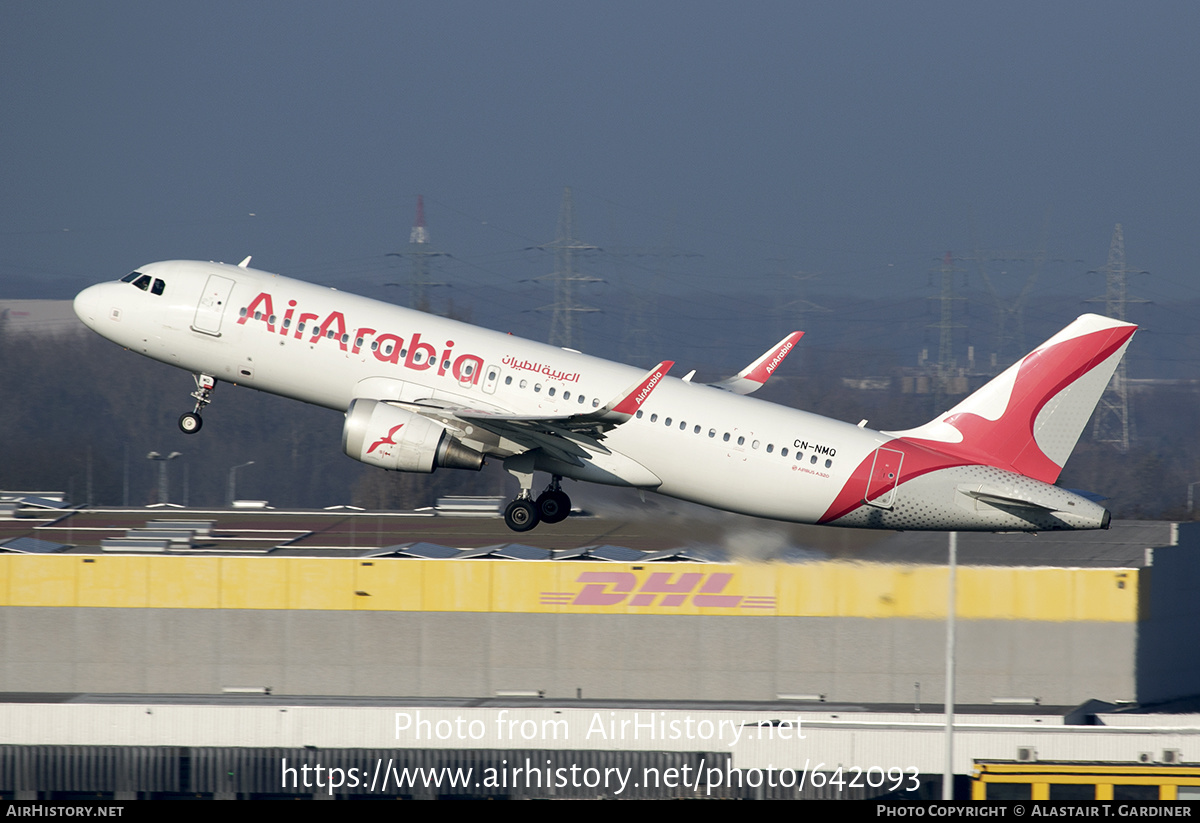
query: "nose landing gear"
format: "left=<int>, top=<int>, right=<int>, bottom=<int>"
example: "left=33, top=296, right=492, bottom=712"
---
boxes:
left=178, top=374, right=217, bottom=434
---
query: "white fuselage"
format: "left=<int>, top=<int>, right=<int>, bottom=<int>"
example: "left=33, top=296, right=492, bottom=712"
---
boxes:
left=74, top=260, right=1112, bottom=531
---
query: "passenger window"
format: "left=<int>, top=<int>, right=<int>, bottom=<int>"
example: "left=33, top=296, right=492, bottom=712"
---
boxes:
left=297, top=322, right=306, bottom=333
left=488, top=370, right=498, bottom=381
left=341, top=333, right=349, bottom=344
left=355, top=337, right=364, bottom=347
left=592, top=399, right=599, bottom=408
left=505, top=376, right=513, bottom=385
left=665, top=417, right=672, bottom=426
left=752, top=440, right=759, bottom=449
left=239, top=307, right=248, bottom=317
left=766, top=444, right=774, bottom=453
left=283, top=318, right=291, bottom=328
left=370, top=341, right=379, bottom=351
left=650, top=414, right=658, bottom=422
left=548, top=387, right=556, bottom=396
left=520, top=380, right=527, bottom=389
left=722, top=433, right=730, bottom=442
left=578, top=395, right=585, bottom=404
left=534, top=383, right=542, bottom=393
left=708, top=429, right=716, bottom=438
left=680, top=422, right=686, bottom=431
left=636, top=410, right=643, bottom=418
left=825, top=459, right=832, bottom=468
left=693, top=425, right=700, bottom=434
left=151, top=279, right=166, bottom=296
left=737, top=436, right=745, bottom=446
left=781, top=448, right=789, bottom=457
left=811, top=455, right=818, bottom=464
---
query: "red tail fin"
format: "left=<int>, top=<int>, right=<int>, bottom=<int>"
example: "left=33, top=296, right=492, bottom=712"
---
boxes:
left=888, top=314, right=1136, bottom=483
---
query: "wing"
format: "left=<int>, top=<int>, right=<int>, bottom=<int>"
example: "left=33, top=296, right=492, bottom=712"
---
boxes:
left=709, top=332, right=803, bottom=395
left=397, top=361, right=674, bottom=466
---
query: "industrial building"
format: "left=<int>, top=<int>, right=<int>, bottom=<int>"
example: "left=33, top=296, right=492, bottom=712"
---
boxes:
left=1, top=509, right=1198, bottom=798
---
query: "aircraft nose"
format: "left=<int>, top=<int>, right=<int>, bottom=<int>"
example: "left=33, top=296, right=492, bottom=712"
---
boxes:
left=73, top=284, right=104, bottom=329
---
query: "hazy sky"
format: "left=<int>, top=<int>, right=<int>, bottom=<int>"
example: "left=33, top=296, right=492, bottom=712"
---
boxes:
left=3, top=1, right=1198, bottom=341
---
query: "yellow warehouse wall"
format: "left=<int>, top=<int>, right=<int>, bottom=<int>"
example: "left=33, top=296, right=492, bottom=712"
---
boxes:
left=0, top=556, right=1138, bottom=621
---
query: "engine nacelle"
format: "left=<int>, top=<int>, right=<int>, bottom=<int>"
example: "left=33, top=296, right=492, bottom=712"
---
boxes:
left=342, top=399, right=484, bottom=473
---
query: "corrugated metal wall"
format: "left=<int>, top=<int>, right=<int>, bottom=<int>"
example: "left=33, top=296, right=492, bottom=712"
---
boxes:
left=0, top=555, right=1140, bottom=621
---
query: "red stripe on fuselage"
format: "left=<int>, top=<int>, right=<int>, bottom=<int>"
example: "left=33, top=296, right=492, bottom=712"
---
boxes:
left=818, top=439, right=969, bottom=524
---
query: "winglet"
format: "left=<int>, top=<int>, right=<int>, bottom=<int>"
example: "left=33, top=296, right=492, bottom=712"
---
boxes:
left=606, top=361, right=674, bottom=418
left=711, top=332, right=803, bottom=395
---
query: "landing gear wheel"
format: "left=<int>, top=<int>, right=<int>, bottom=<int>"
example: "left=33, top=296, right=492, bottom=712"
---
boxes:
left=178, top=412, right=203, bottom=434
left=536, top=490, right=571, bottom=524
left=504, top=499, right=540, bottom=532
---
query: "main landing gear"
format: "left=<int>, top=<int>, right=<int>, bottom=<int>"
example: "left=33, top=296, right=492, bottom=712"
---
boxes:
left=535, top=479, right=571, bottom=524
left=178, top=374, right=216, bottom=434
left=502, top=481, right=573, bottom=533
left=502, top=455, right=572, bottom=532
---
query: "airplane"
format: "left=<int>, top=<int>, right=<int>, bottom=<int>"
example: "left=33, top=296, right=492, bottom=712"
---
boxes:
left=73, top=258, right=1136, bottom=533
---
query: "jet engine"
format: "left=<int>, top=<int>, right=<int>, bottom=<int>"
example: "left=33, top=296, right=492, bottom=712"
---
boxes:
left=342, top=399, right=484, bottom=473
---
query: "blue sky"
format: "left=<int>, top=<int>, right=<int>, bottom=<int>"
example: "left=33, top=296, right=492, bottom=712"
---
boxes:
left=3, top=2, right=1198, bottom=346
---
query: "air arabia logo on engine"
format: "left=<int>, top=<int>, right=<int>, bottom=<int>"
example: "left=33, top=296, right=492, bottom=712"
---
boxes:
left=367, top=424, right=405, bottom=455
left=539, top=571, right=776, bottom=611
left=236, top=291, right=484, bottom=385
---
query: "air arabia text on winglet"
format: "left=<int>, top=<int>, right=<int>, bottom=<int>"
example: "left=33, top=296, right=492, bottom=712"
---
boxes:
left=634, top=368, right=668, bottom=407
left=764, top=340, right=794, bottom=375
left=237, top=291, right=485, bottom=384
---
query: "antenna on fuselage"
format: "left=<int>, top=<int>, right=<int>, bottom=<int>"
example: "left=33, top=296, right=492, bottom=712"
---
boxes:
left=238, top=256, right=252, bottom=268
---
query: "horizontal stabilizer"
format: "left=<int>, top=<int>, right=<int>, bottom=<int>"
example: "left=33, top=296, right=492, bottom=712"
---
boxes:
left=961, top=489, right=1057, bottom=512
left=711, top=332, right=803, bottom=395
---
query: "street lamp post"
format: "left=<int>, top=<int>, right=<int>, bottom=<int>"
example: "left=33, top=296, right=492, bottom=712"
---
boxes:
left=227, top=461, right=255, bottom=507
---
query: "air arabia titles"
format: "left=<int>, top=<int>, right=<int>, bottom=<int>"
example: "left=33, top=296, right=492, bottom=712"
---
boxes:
left=237, top=291, right=483, bottom=385
left=764, top=340, right=793, bottom=375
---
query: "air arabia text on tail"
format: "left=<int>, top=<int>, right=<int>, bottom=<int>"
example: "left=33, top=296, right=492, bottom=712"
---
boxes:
left=237, top=291, right=484, bottom=384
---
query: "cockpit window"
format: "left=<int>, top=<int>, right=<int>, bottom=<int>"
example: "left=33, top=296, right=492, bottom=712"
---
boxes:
left=132, top=274, right=152, bottom=291
left=151, top=279, right=165, bottom=296
left=121, top=271, right=142, bottom=283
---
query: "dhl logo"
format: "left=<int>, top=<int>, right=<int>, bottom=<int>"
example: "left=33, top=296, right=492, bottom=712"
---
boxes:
left=540, top=571, right=776, bottom=610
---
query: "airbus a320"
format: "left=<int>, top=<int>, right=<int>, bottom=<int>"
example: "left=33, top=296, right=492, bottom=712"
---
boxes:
left=74, top=258, right=1136, bottom=533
